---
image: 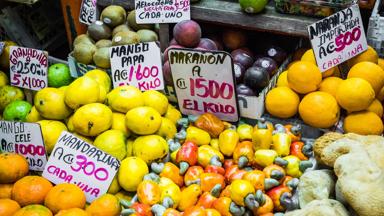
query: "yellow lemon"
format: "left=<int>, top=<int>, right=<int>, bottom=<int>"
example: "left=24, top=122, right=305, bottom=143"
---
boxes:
left=287, top=61, right=322, bottom=94
left=84, top=69, right=111, bottom=103
left=106, top=86, right=144, bottom=113
left=156, top=117, right=177, bottom=139
left=336, top=78, right=375, bottom=112
left=65, top=76, right=100, bottom=109
left=133, top=135, right=168, bottom=164
left=111, top=112, right=130, bottom=137
left=0, top=71, right=8, bottom=87
left=38, top=120, right=68, bottom=154
left=94, top=129, right=127, bottom=160
left=34, top=87, right=72, bottom=120
left=126, top=139, right=134, bottom=157
left=348, top=46, right=378, bottom=67
left=265, top=87, right=300, bottom=118
left=344, top=111, right=383, bottom=135
left=26, top=106, right=44, bottom=122
left=107, top=176, right=121, bottom=194
left=142, top=90, right=169, bottom=115
left=299, top=91, right=340, bottom=128
left=301, top=49, right=335, bottom=78
left=367, top=99, right=383, bottom=117
left=348, top=61, right=384, bottom=95
left=276, top=71, right=289, bottom=87
left=318, top=77, right=343, bottom=98
left=125, top=106, right=162, bottom=135
left=118, top=157, right=149, bottom=192
left=164, top=104, right=182, bottom=124
left=72, top=103, right=113, bottom=136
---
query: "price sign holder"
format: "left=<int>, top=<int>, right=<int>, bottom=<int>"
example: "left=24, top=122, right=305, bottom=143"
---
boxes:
left=42, top=131, right=120, bottom=202
left=110, top=42, right=164, bottom=91
left=0, top=121, right=47, bottom=171
left=135, top=0, right=191, bottom=24
left=168, top=48, right=239, bottom=122
left=9, top=46, right=48, bottom=91
left=308, top=4, right=368, bottom=72
left=79, top=0, right=98, bottom=25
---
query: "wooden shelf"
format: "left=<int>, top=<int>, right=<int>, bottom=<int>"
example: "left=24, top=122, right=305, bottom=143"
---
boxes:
left=97, top=0, right=319, bottom=37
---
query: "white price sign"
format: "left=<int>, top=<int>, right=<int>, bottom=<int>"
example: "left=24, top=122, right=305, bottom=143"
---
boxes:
left=169, top=49, right=239, bottom=122
left=110, top=42, right=164, bottom=90
left=135, top=0, right=190, bottom=24
left=0, top=121, right=47, bottom=171
left=42, top=131, right=120, bottom=202
left=308, top=4, right=368, bottom=72
left=9, top=46, right=48, bottom=91
left=79, top=0, right=98, bottom=25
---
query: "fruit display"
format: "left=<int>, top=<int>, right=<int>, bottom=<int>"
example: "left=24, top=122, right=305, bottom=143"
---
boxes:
left=265, top=46, right=384, bottom=135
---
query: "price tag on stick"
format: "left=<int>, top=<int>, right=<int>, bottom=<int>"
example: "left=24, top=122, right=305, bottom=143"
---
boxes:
left=0, top=121, right=47, bottom=171
left=9, top=46, right=48, bottom=91
left=308, top=4, right=368, bottom=72
left=168, top=49, right=239, bottom=122
left=135, top=0, right=191, bottom=24
left=110, top=42, right=164, bottom=90
left=42, top=131, right=120, bottom=202
left=79, top=0, right=98, bottom=25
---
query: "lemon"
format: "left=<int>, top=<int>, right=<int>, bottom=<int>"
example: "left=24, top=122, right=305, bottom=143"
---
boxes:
left=106, top=86, right=144, bottom=113
left=156, top=117, right=177, bottom=139
left=348, top=46, right=378, bottom=67
left=125, top=106, right=162, bottom=135
left=126, top=139, right=134, bottom=157
left=301, top=49, right=335, bottom=78
left=34, top=87, right=72, bottom=120
left=143, top=90, right=169, bottom=115
left=344, top=111, right=383, bottom=135
left=336, top=78, right=375, bottom=112
left=65, top=115, right=75, bottom=132
left=118, top=157, right=149, bottom=192
left=65, top=76, right=100, bottom=109
left=112, top=112, right=130, bottom=137
left=348, top=61, right=384, bottom=95
left=287, top=61, right=322, bottom=94
left=108, top=176, right=121, bottom=194
left=367, top=99, right=383, bottom=117
left=38, top=120, right=68, bottom=154
left=319, top=77, right=343, bottom=98
left=0, top=41, right=17, bottom=69
left=133, top=135, right=168, bottom=164
left=276, top=71, right=288, bottom=87
left=84, top=69, right=111, bottom=103
left=164, top=104, right=182, bottom=124
left=26, top=106, right=44, bottom=122
left=72, top=103, right=113, bottom=136
left=0, top=85, right=24, bottom=111
left=94, top=129, right=127, bottom=160
left=265, top=86, right=300, bottom=118
left=73, top=133, right=94, bottom=144
left=0, top=71, right=8, bottom=87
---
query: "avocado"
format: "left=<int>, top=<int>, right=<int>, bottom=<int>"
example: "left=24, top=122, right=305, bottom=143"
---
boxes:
left=73, top=43, right=97, bottom=64
left=112, top=24, right=131, bottom=37
left=137, top=29, right=158, bottom=42
left=93, top=47, right=111, bottom=69
left=95, top=39, right=112, bottom=48
left=112, top=31, right=140, bottom=46
left=87, top=20, right=112, bottom=41
left=127, top=10, right=154, bottom=31
left=101, top=5, right=127, bottom=27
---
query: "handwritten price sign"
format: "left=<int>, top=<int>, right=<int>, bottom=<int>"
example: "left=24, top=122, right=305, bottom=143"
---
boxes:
left=0, top=121, right=47, bottom=171
left=9, top=46, right=48, bottom=91
left=308, top=4, right=368, bottom=72
left=79, top=0, right=97, bottom=25
left=110, top=42, right=164, bottom=90
left=135, top=0, right=190, bottom=24
left=42, top=132, right=120, bottom=202
left=169, top=49, right=239, bottom=122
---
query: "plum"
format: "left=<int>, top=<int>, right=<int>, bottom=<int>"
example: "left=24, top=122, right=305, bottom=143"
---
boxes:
left=197, top=38, right=218, bottom=50
left=253, top=57, right=278, bottom=76
left=234, top=62, right=245, bottom=84
left=243, top=66, right=270, bottom=92
left=173, top=20, right=202, bottom=48
left=231, top=49, right=254, bottom=69
left=236, top=83, right=256, bottom=96
left=265, top=45, right=287, bottom=64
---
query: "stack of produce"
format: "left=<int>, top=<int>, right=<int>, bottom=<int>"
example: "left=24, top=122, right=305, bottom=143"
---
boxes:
left=73, top=6, right=159, bottom=68
left=265, top=46, right=384, bottom=135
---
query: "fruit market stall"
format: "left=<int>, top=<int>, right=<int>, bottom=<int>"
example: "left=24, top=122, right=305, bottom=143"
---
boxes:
left=0, top=0, right=384, bottom=215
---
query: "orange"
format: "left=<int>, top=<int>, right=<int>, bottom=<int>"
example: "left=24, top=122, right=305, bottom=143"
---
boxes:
left=344, top=111, right=383, bottom=135
left=265, top=87, right=300, bottom=118
left=348, top=61, right=384, bottom=95
left=276, top=71, right=288, bottom=87
left=12, top=176, right=53, bottom=206
left=336, top=78, right=375, bottom=112
left=287, top=61, right=322, bottom=94
left=301, top=49, right=335, bottom=78
left=319, top=77, right=343, bottom=98
left=377, top=86, right=384, bottom=101
left=44, top=183, right=86, bottom=214
left=0, top=184, right=13, bottom=199
left=367, top=99, right=383, bottom=118
left=14, top=204, right=53, bottom=216
left=205, top=208, right=221, bottom=216
left=0, top=198, right=20, bottom=216
left=348, top=46, right=378, bottom=67
left=378, top=58, right=384, bottom=70
left=55, top=208, right=89, bottom=216
left=0, top=153, right=29, bottom=184
left=86, top=194, right=121, bottom=216
left=299, top=91, right=340, bottom=128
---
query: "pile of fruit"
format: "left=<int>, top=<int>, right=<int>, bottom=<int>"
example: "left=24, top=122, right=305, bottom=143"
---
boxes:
left=73, top=6, right=159, bottom=68
left=265, top=46, right=384, bottom=135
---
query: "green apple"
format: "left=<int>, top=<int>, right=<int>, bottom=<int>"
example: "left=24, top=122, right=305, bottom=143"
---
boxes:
left=3, top=100, right=32, bottom=121
left=48, top=63, right=73, bottom=87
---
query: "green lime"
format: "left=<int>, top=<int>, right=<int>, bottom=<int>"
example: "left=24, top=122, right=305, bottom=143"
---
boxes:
left=3, top=100, right=32, bottom=121
left=239, top=0, right=268, bottom=14
left=47, top=63, right=73, bottom=87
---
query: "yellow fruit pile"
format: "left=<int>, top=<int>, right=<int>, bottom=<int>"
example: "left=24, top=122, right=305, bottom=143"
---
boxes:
left=267, top=47, right=384, bottom=135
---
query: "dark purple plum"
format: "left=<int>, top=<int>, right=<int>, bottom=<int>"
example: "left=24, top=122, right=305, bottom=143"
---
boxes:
left=233, top=62, right=245, bottom=84
left=173, top=20, right=202, bottom=48
left=253, top=57, right=278, bottom=76
left=197, top=38, right=218, bottom=50
left=236, top=83, right=256, bottom=96
left=243, top=66, right=270, bottom=92
left=265, top=45, right=287, bottom=64
left=163, top=61, right=173, bottom=85
left=231, top=49, right=254, bottom=69
left=237, top=47, right=255, bottom=60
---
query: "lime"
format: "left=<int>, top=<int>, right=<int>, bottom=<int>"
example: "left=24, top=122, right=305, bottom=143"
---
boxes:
left=239, top=0, right=268, bottom=14
left=48, top=63, right=73, bottom=88
left=3, top=100, right=32, bottom=121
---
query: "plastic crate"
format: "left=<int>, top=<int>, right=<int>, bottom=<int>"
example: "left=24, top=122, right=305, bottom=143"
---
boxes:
left=367, top=0, right=384, bottom=57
